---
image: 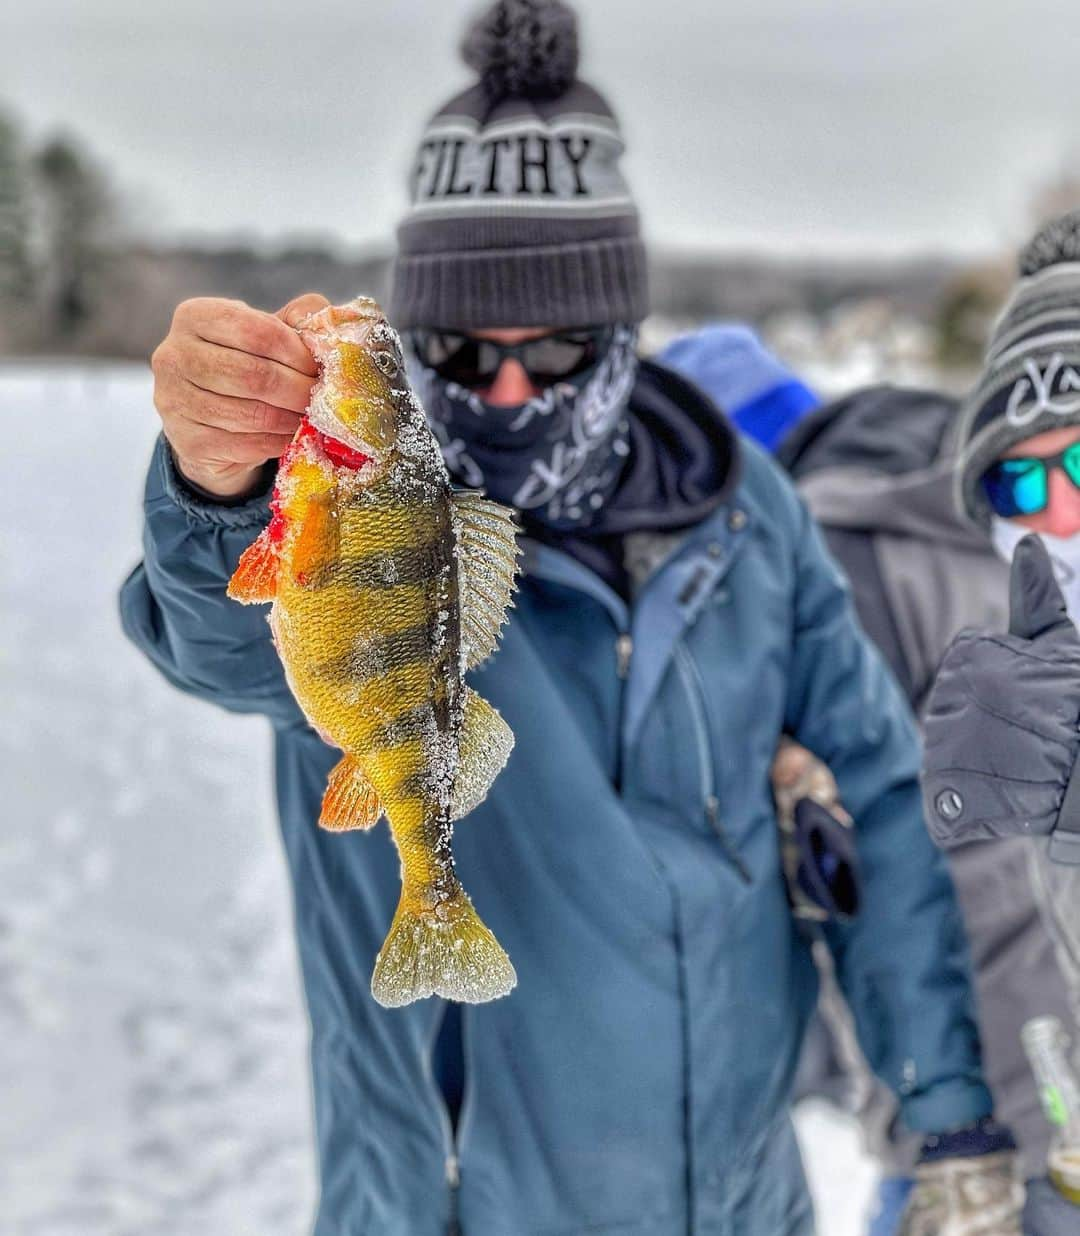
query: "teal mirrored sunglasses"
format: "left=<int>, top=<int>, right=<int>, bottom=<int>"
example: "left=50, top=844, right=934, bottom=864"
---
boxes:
left=981, top=442, right=1080, bottom=518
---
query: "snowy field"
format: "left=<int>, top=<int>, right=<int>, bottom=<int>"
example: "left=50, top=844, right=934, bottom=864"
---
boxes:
left=1, top=363, right=877, bottom=1235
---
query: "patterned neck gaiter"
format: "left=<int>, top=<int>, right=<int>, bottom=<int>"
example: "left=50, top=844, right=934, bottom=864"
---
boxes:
left=410, top=325, right=639, bottom=532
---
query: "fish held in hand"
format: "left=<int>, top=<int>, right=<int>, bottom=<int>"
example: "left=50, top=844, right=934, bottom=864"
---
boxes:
left=227, top=297, right=519, bottom=1008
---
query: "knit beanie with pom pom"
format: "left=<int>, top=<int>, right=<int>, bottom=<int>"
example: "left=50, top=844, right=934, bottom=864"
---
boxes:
left=957, top=208, right=1080, bottom=528
left=389, top=0, right=648, bottom=330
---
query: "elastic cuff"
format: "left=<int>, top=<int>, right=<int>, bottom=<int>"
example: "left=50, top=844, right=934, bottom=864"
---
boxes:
left=1049, top=830, right=1080, bottom=864
left=918, top=1116, right=1017, bottom=1163
left=156, top=436, right=273, bottom=529
left=899, top=1079, right=994, bottom=1134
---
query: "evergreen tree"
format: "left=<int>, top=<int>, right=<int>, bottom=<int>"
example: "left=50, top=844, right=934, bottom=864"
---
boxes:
left=33, top=133, right=112, bottom=341
left=0, top=109, right=36, bottom=336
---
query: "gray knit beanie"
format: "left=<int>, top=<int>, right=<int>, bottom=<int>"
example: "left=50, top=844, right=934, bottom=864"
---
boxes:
left=957, top=208, right=1080, bottom=528
left=388, top=0, right=648, bottom=330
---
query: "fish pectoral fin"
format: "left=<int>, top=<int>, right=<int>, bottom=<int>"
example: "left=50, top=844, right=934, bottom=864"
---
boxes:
left=227, top=527, right=280, bottom=603
left=450, top=688, right=515, bottom=821
left=451, top=490, right=520, bottom=670
left=319, top=754, right=383, bottom=831
left=291, top=489, right=339, bottom=586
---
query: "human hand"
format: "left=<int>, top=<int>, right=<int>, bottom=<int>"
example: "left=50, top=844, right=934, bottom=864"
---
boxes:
left=150, top=292, right=330, bottom=498
left=921, top=536, right=1080, bottom=863
left=898, top=1118, right=1022, bottom=1236
left=770, top=737, right=859, bottom=921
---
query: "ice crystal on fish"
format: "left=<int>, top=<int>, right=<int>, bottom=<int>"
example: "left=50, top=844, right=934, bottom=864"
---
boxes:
left=227, top=297, right=520, bottom=1008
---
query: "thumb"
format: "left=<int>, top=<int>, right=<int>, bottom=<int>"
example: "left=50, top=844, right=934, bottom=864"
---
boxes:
left=1008, top=534, right=1074, bottom=639
left=276, top=292, right=331, bottom=330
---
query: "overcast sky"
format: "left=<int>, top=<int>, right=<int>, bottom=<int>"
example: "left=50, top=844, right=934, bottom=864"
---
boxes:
left=4, top=0, right=1078, bottom=256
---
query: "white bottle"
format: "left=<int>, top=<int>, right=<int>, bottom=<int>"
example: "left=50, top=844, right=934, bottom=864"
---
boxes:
left=1021, top=1016, right=1080, bottom=1205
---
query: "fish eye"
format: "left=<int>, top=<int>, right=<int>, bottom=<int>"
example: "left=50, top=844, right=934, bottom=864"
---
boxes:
left=373, top=350, right=399, bottom=378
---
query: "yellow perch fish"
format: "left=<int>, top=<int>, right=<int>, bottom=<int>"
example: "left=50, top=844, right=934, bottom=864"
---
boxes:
left=227, top=298, right=519, bottom=1007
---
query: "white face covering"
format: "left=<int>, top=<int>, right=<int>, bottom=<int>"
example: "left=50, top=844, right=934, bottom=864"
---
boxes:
left=991, top=516, right=1080, bottom=626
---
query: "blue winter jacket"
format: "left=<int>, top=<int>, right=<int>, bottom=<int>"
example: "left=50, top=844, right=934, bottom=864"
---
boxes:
left=119, top=383, right=990, bottom=1236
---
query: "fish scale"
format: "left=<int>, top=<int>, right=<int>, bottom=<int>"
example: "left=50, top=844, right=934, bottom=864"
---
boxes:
left=227, top=297, right=519, bottom=1007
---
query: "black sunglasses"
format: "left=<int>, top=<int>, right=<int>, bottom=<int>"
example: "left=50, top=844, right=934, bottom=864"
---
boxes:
left=410, top=326, right=613, bottom=389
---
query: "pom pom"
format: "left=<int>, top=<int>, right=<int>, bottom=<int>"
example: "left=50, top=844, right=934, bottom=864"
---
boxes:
left=1019, top=208, right=1080, bottom=276
left=462, top=0, right=579, bottom=104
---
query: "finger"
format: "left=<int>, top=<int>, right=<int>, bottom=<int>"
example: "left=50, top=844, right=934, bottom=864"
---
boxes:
left=216, top=431, right=295, bottom=465
left=178, top=426, right=295, bottom=467
left=194, top=303, right=318, bottom=377
left=276, top=292, right=332, bottom=331
left=771, top=738, right=811, bottom=788
left=1008, top=534, right=1074, bottom=639
left=183, top=340, right=316, bottom=412
left=177, top=382, right=303, bottom=436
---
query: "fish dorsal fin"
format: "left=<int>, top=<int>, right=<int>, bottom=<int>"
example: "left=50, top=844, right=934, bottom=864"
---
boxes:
left=451, top=490, right=520, bottom=670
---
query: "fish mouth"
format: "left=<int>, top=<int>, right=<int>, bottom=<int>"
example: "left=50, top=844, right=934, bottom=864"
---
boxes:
left=294, top=296, right=387, bottom=342
left=296, top=296, right=404, bottom=463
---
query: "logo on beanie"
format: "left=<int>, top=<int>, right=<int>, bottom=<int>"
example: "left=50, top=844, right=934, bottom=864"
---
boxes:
left=404, top=114, right=635, bottom=220
left=413, top=129, right=595, bottom=200
left=1005, top=353, right=1080, bottom=426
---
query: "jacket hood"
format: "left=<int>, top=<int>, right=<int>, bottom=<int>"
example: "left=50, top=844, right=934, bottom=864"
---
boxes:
left=776, top=384, right=990, bottom=552
left=657, top=324, right=819, bottom=452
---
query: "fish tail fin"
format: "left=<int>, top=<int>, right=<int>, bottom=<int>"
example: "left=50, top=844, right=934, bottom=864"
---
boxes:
left=227, top=528, right=279, bottom=603
left=371, top=885, right=516, bottom=1008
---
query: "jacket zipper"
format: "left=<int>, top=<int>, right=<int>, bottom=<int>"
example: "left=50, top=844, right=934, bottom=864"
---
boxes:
left=673, top=642, right=752, bottom=885
left=615, top=632, right=633, bottom=679
left=614, top=632, right=633, bottom=790
left=426, top=1008, right=463, bottom=1234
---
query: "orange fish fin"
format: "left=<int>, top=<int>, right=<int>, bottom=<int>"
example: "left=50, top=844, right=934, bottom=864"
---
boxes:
left=318, top=754, right=382, bottom=831
left=227, top=528, right=280, bottom=603
left=451, top=490, right=520, bottom=669
left=291, top=489, right=339, bottom=586
left=449, top=688, right=515, bottom=821
left=371, top=884, right=516, bottom=1007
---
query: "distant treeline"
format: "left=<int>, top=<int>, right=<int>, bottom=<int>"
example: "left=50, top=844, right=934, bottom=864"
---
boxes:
left=5, top=235, right=1017, bottom=367
left=0, top=108, right=121, bottom=353
left=0, top=105, right=1016, bottom=365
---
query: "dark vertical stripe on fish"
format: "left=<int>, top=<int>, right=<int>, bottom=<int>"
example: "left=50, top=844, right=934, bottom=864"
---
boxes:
left=310, top=539, right=450, bottom=591
left=313, top=621, right=438, bottom=684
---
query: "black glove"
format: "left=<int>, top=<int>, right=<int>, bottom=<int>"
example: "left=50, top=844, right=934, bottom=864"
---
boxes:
left=770, top=737, right=861, bottom=922
left=921, top=536, right=1080, bottom=864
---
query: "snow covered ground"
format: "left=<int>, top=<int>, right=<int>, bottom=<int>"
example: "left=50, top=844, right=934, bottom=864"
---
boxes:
left=1, top=363, right=877, bottom=1235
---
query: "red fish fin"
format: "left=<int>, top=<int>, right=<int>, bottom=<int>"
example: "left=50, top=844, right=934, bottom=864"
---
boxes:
left=227, top=528, right=280, bottom=603
left=319, top=755, right=382, bottom=831
left=291, top=490, right=338, bottom=586
left=449, top=688, right=515, bottom=821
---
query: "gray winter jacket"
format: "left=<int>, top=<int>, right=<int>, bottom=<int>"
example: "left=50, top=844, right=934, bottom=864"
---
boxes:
left=778, top=386, right=1080, bottom=1182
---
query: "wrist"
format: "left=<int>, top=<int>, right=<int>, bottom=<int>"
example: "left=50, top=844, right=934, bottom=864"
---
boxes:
left=171, top=450, right=274, bottom=505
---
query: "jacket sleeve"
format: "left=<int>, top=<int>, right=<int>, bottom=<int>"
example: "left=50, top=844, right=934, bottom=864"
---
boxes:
left=119, top=435, right=304, bottom=726
left=782, top=497, right=993, bottom=1134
